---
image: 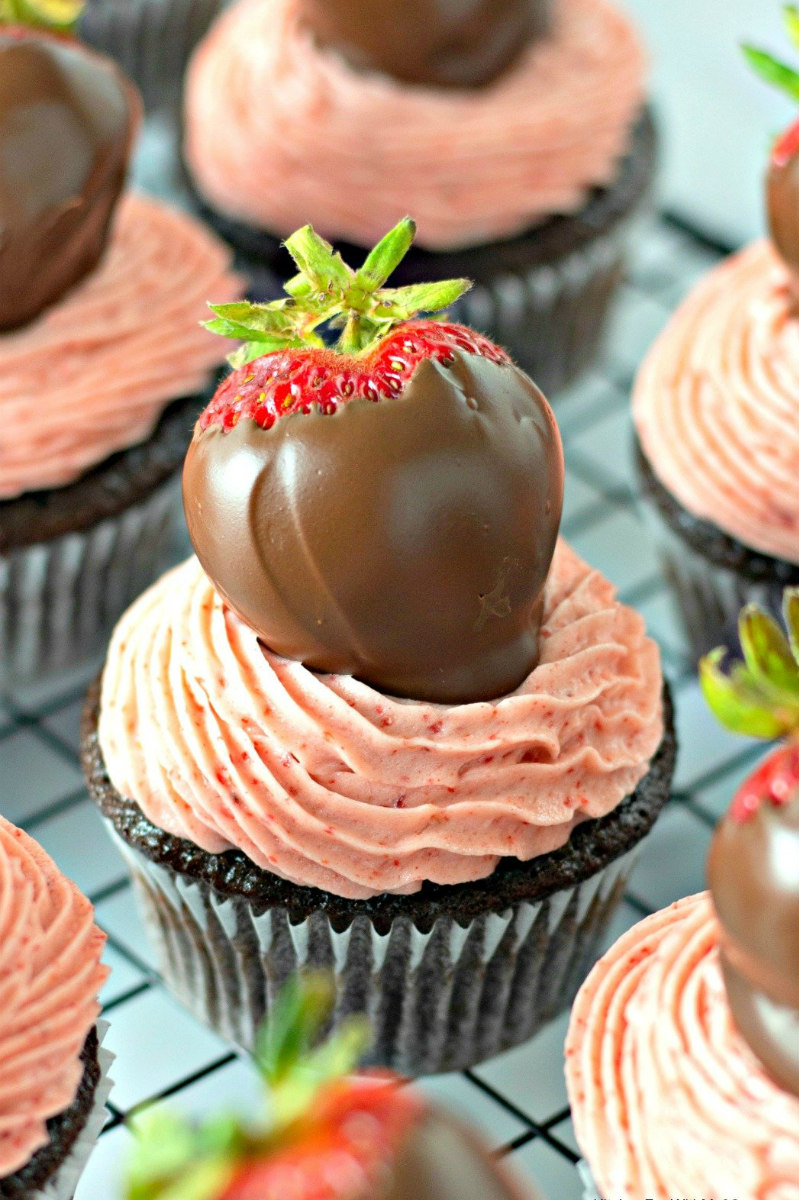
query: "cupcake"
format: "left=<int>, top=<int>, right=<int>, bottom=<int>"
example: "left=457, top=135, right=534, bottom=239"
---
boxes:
left=78, top=0, right=222, bottom=115
left=182, top=0, right=655, bottom=394
left=125, top=976, right=544, bottom=1200
left=0, top=10, right=241, bottom=695
left=0, top=814, right=111, bottom=1200
left=82, top=223, right=673, bottom=1075
left=566, top=593, right=799, bottom=1199
left=632, top=19, right=799, bottom=663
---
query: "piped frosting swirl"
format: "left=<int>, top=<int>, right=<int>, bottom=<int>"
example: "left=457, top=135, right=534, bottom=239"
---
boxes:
left=0, top=191, right=241, bottom=500
left=633, top=240, right=799, bottom=564
left=0, top=816, right=108, bottom=1180
left=183, top=0, right=646, bottom=250
left=98, top=542, right=663, bottom=899
left=565, top=893, right=799, bottom=1200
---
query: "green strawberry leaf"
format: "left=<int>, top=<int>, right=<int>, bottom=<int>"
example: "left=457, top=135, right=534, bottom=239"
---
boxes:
left=284, top=225, right=352, bottom=294
left=125, top=1111, right=238, bottom=1200
left=357, top=218, right=417, bottom=291
left=0, top=0, right=83, bottom=31
left=739, top=605, right=799, bottom=698
left=785, top=4, right=799, bottom=53
left=742, top=44, right=799, bottom=101
left=785, top=586, right=799, bottom=661
left=377, top=278, right=472, bottom=318
left=699, top=649, right=791, bottom=739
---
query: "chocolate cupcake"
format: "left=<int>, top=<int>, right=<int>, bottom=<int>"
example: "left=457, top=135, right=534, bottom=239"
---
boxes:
left=0, top=815, right=112, bottom=1200
left=632, top=22, right=799, bottom=663
left=125, top=977, right=545, bottom=1200
left=78, top=0, right=222, bottom=114
left=0, top=11, right=241, bottom=696
left=566, top=593, right=799, bottom=1199
left=82, top=224, right=673, bottom=1075
left=182, top=0, right=656, bottom=395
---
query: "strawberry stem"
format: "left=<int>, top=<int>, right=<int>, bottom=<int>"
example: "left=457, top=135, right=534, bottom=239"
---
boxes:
left=205, top=219, right=472, bottom=369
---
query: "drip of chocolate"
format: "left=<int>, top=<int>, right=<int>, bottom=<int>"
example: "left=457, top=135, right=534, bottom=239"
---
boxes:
left=767, top=118, right=799, bottom=290
left=382, top=1110, right=540, bottom=1200
left=0, top=27, right=139, bottom=331
left=184, top=351, right=564, bottom=705
left=708, top=789, right=799, bottom=1097
left=297, top=0, right=552, bottom=88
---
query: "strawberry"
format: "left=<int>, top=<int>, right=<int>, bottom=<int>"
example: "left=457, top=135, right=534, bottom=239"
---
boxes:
left=743, top=11, right=799, bottom=283
left=126, top=975, right=539, bottom=1200
left=701, top=588, right=799, bottom=1096
left=0, top=2, right=138, bottom=330
left=184, top=219, right=564, bottom=704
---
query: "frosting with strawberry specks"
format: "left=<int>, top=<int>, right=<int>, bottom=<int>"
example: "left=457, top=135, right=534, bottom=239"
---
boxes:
left=565, top=893, right=799, bottom=1200
left=0, top=192, right=241, bottom=500
left=634, top=240, right=799, bottom=564
left=0, top=816, right=108, bottom=1180
left=183, top=0, right=646, bottom=251
left=97, top=541, right=663, bottom=899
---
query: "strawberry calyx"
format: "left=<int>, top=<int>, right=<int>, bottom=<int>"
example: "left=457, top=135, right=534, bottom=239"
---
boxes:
left=205, top=218, right=472, bottom=368
left=742, top=6, right=799, bottom=105
left=126, top=976, right=374, bottom=1200
left=700, top=587, right=799, bottom=742
left=0, top=0, right=83, bottom=33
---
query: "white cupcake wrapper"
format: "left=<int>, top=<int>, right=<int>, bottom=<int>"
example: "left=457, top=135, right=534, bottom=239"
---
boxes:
left=110, top=827, right=639, bottom=1075
left=0, top=479, right=179, bottom=700
left=79, top=0, right=222, bottom=113
left=577, top=1159, right=600, bottom=1200
left=30, top=1021, right=114, bottom=1200
left=640, top=497, right=790, bottom=663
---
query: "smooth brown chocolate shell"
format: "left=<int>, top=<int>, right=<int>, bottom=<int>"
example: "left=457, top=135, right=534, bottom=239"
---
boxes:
left=708, top=791, right=799, bottom=1096
left=382, top=1109, right=541, bottom=1200
left=183, top=351, right=564, bottom=704
left=0, top=27, right=139, bottom=331
left=297, top=0, right=552, bottom=88
left=767, top=125, right=799, bottom=290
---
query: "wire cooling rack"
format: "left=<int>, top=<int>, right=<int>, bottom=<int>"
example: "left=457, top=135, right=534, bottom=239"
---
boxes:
left=0, top=208, right=770, bottom=1198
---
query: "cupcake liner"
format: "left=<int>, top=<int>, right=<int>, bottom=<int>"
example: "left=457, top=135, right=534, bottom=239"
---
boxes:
left=0, top=478, right=178, bottom=699
left=110, top=829, right=638, bottom=1076
left=635, top=439, right=799, bottom=662
left=34, top=1023, right=114, bottom=1200
left=79, top=0, right=222, bottom=113
left=576, top=1159, right=599, bottom=1200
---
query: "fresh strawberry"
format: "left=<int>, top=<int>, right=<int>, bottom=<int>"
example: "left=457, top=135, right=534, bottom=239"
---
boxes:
left=185, top=219, right=564, bottom=705
left=126, top=975, right=539, bottom=1200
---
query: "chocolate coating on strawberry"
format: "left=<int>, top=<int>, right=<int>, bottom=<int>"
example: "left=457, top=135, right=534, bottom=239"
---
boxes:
left=186, top=341, right=561, bottom=703
left=701, top=588, right=799, bottom=1096
left=708, top=780, right=799, bottom=1097
left=298, top=0, right=551, bottom=88
left=768, top=119, right=799, bottom=288
left=0, top=23, right=138, bottom=331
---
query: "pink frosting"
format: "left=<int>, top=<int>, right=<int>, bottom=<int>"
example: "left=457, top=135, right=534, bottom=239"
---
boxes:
left=98, top=542, right=663, bottom=900
left=633, top=241, right=799, bottom=564
left=566, top=893, right=799, bottom=1200
left=0, top=817, right=108, bottom=1180
left=0, top=192, right=241, bottom=500
left=183, top=0, right=646, bottom=251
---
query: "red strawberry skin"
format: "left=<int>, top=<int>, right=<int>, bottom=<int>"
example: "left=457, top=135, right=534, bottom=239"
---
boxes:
left=199, top=320, right=509, bottom=432
left=220, top=1079, right=421, bottom=1200
left=729, top=741, right=799, bottom=823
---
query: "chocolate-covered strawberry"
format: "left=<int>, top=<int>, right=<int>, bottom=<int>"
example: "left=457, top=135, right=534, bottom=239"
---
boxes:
left=700, top=587, right=799, bottom=1096
left=185, top=218, right=564, bottom=704
left=744, top=11, right=799, bottom=287
left=0, top=0, right=139, bottom=330
left=297, top=0, right=551, bottom=89
left=126, top=976, right=541, bottom=1200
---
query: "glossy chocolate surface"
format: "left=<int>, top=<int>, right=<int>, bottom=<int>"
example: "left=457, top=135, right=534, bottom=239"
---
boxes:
left=767, top=125, right=799, bottom=291
left=298, top=0, right=552, bottom=88
left=708, top=791, right=799, bottom=1096
left=184, top=351, right=563, bottom=704
left=0, top=28, right=138, bottom=331
left=383, top=1110, right=540, bottom=1200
